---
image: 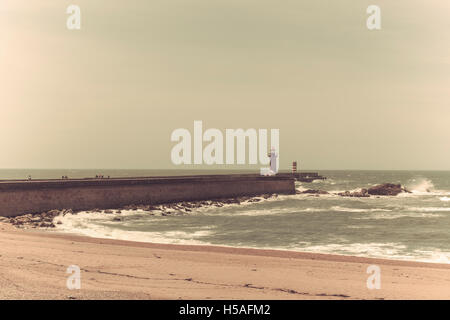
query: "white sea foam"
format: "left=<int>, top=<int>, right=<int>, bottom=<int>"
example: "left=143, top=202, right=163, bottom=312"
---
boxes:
left=294, top=242, right=450, bottom=264
left=406, top=207, right=450, bottom=213
left=298, top=242, right=406, bottom=257
left=311, top=178, right=336, bottom=185
left=354, top=212, right=443, bottom=220
left=407, top=178, right=435, bottom=193
left=440, top=196, right=450, bottom=202
left=55, top=214, right=215, bottom=244
left=402, top=178, right=450, bottom=196
left=223, top=206, right=395, bottom=216
left=330, top=206, right=392, bottom=213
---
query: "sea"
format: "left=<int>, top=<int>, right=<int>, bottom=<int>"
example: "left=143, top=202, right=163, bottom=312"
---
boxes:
left=1, top=169, right=449, bottom=264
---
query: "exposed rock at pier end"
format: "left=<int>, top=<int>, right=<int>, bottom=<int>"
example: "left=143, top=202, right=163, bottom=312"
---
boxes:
left=337, top=183, right=410, bottom=198
left=367, top=183, right=406, bottom=196
left=298, top=189, right=329, bottom=195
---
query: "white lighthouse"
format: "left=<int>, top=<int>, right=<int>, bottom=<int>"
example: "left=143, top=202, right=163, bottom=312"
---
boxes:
left=260, top=146, right=278, bottom=176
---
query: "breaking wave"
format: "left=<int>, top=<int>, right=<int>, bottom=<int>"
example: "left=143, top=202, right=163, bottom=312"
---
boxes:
left=55, top=212, right=215, bottom=244
left=293, top=242, right=450, bottom=264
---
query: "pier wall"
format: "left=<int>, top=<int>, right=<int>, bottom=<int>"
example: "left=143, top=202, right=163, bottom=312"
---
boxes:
left=0, top=175, right=295, bottom=217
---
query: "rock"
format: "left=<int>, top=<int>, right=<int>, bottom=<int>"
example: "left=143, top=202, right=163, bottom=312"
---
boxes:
left=367, top=183, right=403, bottom=196
left=337, top=184, right=405, bottom=197
left=11, top=219, right=22, bottom=225
left=47, top=209, right=60, bottom=217
left=223, top=198, right=239, bottom=204
left=301, top=189, right=329, bottom=195
left=39, top=222, right=55, bottom=228
left=104, top=210, right=113, bottom=214
left=337, top=190, right=370, bottom=197
left=112, top=217, right=122, bottom=221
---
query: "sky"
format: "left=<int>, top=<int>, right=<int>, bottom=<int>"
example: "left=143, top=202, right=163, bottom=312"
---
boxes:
left=0, top=1, right=449, bottom=170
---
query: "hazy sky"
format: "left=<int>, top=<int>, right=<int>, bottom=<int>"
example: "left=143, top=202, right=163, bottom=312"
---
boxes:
left=1, top=1, right=449, bottom=170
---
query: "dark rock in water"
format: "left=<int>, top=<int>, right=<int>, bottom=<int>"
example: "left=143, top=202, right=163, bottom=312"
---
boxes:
left=237, top=197, right=250, bottom=203
left=337, top=189, right=370, bottom=198
left=223, top=198, right=240, bottom=204
left=39, top=222, right=55, bottom=228
left=337, top=184, right=405, bottom=197
left=301, top=189, right=329, bottom=195
left=112, top=217, right=122, bottom=222
left=46, top=210, right=60, bottom=217
left=367, top=183, right=403, bottom=196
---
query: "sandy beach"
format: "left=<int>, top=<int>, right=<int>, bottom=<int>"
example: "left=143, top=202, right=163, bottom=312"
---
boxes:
left=0, top=223, right=448, bottom=300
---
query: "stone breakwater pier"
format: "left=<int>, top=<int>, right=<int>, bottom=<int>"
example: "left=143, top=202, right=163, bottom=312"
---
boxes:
left=0, top=174, right=301, bottom=217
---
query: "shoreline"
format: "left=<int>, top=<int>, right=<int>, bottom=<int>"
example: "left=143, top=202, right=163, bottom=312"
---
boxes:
left=44, top=228, right=450, bottom=268
left=1, top=223, right=449, bottom=300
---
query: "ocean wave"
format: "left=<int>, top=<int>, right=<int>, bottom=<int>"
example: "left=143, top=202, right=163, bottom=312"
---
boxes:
left=354, top=212, right=443, bottom=220
left=311, top=178, right=337, bottom=185
left=406, top=207, right=450, bottom=212
left=330, top=206, right=392, bottom=213
left=55, top=214, right=215, bottom=244
left=402, top=178, right=450, bottom=196
left=292, top=242, right=450, bottom=264
left=195, top=205, right=395, bottom=216
left=406, top=178, right=435, bottom=193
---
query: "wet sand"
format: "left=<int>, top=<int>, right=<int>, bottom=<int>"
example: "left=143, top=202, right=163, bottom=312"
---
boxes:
left=0, top=223, right=448, bottom=300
